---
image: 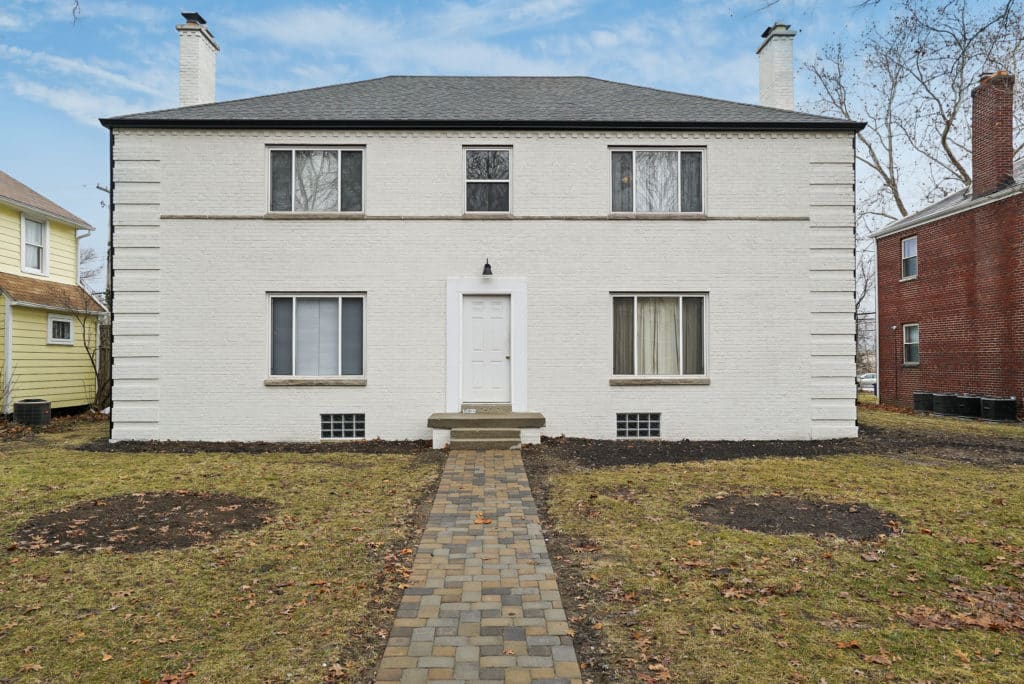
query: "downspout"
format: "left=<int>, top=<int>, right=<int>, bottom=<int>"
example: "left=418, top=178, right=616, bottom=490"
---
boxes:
left=106, top=128, right=115, bottom=440
left=3, top=296, right=12, bottom=414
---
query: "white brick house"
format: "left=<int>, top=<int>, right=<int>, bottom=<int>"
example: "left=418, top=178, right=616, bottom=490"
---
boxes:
left=100, top=16, right=862, bottom=445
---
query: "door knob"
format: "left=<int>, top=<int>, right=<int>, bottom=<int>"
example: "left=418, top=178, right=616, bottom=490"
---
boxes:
left=505, top=355, right=511, bottom=359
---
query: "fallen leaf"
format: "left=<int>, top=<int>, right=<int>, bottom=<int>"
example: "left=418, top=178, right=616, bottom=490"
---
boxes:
left=686, top=539, right=703, bottom=547
left=20, top=663, right=43, bottom=672
left=861, top=551, right=881, bottom=562
left=473, top=514, right=492, bottom=525
left=863, top=653, right=893, bottom=665
left=837, top=641, right=861, bottom=649
left=102, top=653, right=113, bottom=662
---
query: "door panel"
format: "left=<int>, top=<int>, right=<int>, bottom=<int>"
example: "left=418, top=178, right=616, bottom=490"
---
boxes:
left=462, top=295, right=511, bottom=403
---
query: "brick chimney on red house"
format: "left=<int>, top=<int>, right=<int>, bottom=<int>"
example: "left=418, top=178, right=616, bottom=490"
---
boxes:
left=971, top=70, right=1015, bottom=197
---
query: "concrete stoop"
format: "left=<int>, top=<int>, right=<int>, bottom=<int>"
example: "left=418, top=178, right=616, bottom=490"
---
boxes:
left=427, top=407, right=545, bottom=450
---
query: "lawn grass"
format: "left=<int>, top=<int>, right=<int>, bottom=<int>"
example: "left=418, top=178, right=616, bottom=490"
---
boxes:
left=0, top=420, right=442, bottom=683
left=859, top=402, right=1024, bottom=439
left=543, top=410, right=1024, bottom=682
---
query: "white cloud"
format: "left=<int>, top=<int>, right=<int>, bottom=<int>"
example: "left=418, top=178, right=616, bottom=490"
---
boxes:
left=0, top=44, right=165, bottom=97
left=7, top=77, right=151, bottom=126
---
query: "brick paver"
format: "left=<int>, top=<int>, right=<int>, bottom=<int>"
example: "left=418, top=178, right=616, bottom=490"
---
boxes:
left=376, top=449, right=583, bottom=684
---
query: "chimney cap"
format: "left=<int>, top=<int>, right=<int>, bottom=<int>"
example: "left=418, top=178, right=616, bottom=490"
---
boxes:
left=181, top=11, right=206, bottom=25
left=761, top=22, right=793, bottom=38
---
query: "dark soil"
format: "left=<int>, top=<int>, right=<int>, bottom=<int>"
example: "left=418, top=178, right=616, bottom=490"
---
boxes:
left=12, top=491, right=275, bottom=554
left=78, top=437, right=441, bottom=455
left=524, top=421, right=1024, bottom=468
left=689, top=494, right=902, bottom=540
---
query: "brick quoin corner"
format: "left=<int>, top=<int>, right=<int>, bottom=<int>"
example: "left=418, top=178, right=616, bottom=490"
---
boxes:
left=876, top=192, right=1024, bottom=416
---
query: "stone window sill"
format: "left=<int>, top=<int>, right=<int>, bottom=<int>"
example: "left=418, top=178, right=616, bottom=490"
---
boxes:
left=609, top=377, right=710, bottom=386
left=900, top=276, right=918, bottom=283
left=264, top=377, right=367, bottom=387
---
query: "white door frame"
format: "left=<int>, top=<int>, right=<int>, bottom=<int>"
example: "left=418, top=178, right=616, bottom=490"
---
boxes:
left=446, top=277, right=527, bottom=412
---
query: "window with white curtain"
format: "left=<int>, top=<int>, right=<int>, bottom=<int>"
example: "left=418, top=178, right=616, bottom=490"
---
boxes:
left=269, top=148, right=363, bottom=212
left=611, top=149, right=703, bottom=213
left=22, top=216, right=46, bottom=274
left=270, top=295, right=364, bottom=376
left=613, top=294, right=706, bottom=376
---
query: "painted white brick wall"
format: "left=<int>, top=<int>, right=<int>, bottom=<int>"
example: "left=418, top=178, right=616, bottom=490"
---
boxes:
left=111, top=128, right=857, bottom=442
left=177, top=26, right=217, bottom=107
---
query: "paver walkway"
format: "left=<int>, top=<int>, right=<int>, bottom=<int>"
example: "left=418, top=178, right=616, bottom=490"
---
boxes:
left=375, top=449, right=583, bottom=684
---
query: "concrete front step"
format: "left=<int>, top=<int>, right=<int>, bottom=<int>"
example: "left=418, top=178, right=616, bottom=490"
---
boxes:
left=450, top=437, right=521, bottom=450
left=451, top=427, right=520, bottom=441
left=427, top=412, right=546, bottom=429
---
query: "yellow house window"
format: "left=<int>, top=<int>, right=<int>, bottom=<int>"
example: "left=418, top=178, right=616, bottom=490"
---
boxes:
left=47, top=314, right=73, bottom=345
left=22, top=215, right=47, bottom=275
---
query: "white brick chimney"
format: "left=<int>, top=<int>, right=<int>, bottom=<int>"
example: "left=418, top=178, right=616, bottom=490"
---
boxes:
left=757, top=22, right=796, bottom=110
left=177, top=11, right=219, bottom=107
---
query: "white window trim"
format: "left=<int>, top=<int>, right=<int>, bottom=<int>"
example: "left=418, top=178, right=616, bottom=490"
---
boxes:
left=47, top=314, right=74, bottom=345
left=21, top=213, right=48, bottom=276
left=902, top=323, right=920, bottom=366
left=266, top=292, right=367, bottom=379
left=609, top=147, right=707, bottom=215
left=901, top=235, right=918, bottom=281
left=266, top=146, right=365, bottom=214
left=610, top=292, right=710, bottom=379
left=464, top=146, right=512, bottom=214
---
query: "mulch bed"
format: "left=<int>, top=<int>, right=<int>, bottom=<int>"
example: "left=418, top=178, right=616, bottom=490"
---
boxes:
left=11, top=491, right=275, bottom=554
left=689, top=494, right=902, bottom=540
left=523, top=423, right=1024, bottom=468
left=77, top=437, right=441, bottom=455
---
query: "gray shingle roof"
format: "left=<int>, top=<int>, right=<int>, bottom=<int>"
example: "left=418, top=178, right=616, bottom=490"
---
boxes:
left=101, top=76, right=862, bottom=131
left=874, top=157, right=1023, bottom=238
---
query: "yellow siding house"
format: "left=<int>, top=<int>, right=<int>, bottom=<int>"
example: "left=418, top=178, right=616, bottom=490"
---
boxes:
left=0, top=171, right=105, bottom=412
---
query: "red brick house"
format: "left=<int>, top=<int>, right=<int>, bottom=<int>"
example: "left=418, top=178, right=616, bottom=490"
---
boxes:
left=874, top=71, right=1023, bottom=417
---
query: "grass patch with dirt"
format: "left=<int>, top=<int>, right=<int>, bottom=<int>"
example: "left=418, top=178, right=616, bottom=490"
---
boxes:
left=529, top=410, right=1024, bottom=682
left=0, top=420, right=443, bottom=683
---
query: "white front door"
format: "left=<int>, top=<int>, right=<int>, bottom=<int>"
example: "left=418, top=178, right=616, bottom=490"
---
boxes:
left=462, top=295, right=511, bottom=403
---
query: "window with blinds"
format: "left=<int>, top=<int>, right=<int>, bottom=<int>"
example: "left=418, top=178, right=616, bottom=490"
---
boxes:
left=270, top=295, right=364, bottom=377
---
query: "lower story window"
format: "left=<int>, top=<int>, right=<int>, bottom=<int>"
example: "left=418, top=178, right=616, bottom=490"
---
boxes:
left=613, top=294, right=706, bottom=376
left=321, top=413, right=365, bottom=439
left=271, top=294, right=364, bottom=376
left=47, top=314, right=73, bottom=345
left=903, top=323, right=920, bottom=365
left=617, top=412, right=661, bottom=438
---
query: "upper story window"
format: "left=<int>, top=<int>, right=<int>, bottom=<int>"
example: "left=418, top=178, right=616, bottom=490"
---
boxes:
left=269, top=148, right=363, bottom=212
left=22, top=215, right=47, bottom=275
left=903, top=323, right=920, bottom=365
left=612, top=149, right=703, bottom=214
left=612, top=294, right=706, bottom=376
left=270, top=294, right=364, bottom=377
left=901, top=236, right=918, bottom=279
left=465, top=148, right=510, bottom=212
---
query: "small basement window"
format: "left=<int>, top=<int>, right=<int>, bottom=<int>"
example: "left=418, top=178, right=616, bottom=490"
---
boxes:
left=617, top=412, right=661, bottom=438
left=321, top=413, right=365, bottom=439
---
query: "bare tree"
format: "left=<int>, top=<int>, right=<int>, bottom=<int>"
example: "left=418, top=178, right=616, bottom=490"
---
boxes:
left=805, top=0, right=1024, bottom=371
left=53, top=288, right=109, bottom=410
left=79, top=246, right=105, bottom=296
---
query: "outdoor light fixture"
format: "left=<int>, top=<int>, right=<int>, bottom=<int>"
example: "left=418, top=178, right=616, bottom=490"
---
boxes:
left=482, top=259, right=493, bottom=276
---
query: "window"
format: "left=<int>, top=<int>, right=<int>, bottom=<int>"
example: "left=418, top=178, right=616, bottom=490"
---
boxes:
left=611, top=149, right=703, bottom=213
left=613, top=294, right=706, bottom=376
left=47, top=314, right=73, bottom=345
left=901, top=236, right=918, bottom=279
left=903, top=324, right=920, bottom=365
left=270, top=295, right=364, bottom=376
left=465, top=148, right=510, bottom=212
left=617, top=413, right=661, bottom=438
left=269, top=148, right=363, bottom=212
left=321, top=413, right=365, bottom=439
left=22, top=215, right=46, bottom=274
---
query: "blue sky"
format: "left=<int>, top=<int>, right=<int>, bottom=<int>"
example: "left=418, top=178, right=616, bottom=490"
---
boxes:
left=0, top=0, right=894, bottom=273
